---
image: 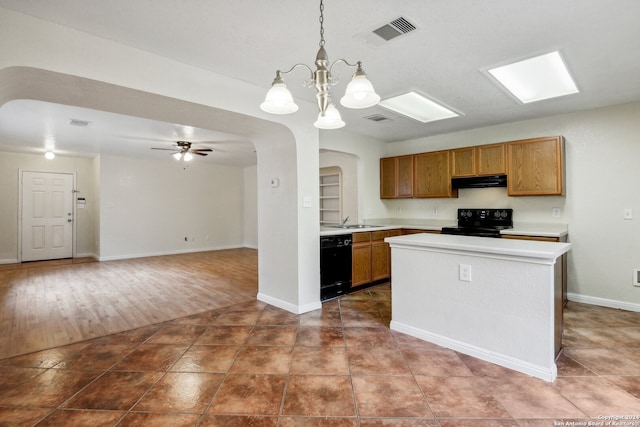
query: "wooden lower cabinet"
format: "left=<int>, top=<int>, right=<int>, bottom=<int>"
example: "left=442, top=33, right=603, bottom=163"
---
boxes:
left=352, top=229, right=401, bottom=288
left=352, top=232, right=372, bottom=287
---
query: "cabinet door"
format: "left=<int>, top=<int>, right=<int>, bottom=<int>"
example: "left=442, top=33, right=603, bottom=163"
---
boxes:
left=507, top=137, right=564, bottom=196
left=414, top=151, right=456, bottom=198
left=450, top=147, right=475, bottom=177
left=380, top=157, right=397, bottom=199
left=352, top=243, right=372, bottom=287
left=396, top=155, right=414, bottom=197
left=477, top=143, right=506, bottom=175
left=370, top=231, right=390, bottom=282
left=371, top=241, right=390, bottom=282
left=380, top=156, right=413, bottom=199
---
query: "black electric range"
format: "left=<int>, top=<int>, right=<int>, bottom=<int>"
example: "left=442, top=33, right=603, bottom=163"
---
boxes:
left=441, top=208, right=513, bottom=238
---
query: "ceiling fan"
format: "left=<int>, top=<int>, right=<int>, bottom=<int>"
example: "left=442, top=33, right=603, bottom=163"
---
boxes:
left=151, top=140, right=212, bottom=161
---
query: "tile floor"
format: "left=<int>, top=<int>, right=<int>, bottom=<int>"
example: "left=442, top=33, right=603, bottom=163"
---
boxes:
left=1, top=283, right=640, bottom=426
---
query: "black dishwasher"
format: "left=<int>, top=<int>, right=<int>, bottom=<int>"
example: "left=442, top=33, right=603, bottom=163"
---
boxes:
left=320, top=234, right=352, bottom=301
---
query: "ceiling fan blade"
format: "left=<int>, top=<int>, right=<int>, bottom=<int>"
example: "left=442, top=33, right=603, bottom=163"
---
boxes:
left=193, top=151, right=208, bottom=156
left=191, top=148, right=213, bottom=153
left=150, top=147, right=178, bottom=151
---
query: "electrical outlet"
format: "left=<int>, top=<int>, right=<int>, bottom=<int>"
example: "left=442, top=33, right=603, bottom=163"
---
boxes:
left=459, top=264, right=472, bottom=282
left=634, top=269, right=640, bottom=287
left=624, top=209, right=633, bottom=220
left=551, top=208, right=561, bottom=218
left=433, top=207, right=439, bottom=216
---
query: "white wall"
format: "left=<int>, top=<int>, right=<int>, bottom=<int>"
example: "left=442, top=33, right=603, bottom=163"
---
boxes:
left=243, top=165, right=258, bottom=248
left=98, top=154, right=247, bottom=260
left=379, top=103, right=640, bottom=309
left=0, top=7, right=323, bottom=314
left=320, top=151, right=359, bottom=224
left=0, top=151, right=97, bottom=262
left=319, top=130, right=389, bottom=221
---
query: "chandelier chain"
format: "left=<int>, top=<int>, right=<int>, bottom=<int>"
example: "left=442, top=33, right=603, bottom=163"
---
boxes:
left=319, top=0, right=325, bottom=48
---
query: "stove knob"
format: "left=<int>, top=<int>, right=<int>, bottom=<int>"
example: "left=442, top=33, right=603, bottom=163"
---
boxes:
left=501, top=211, right=508, bottom=218
left=466, top=210, right=472, bottom=217
left=494, top=211, right=500, bottom=218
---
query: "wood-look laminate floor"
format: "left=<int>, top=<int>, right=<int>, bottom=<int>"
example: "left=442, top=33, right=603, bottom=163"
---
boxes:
left=0, top=248, right=258, bottom=360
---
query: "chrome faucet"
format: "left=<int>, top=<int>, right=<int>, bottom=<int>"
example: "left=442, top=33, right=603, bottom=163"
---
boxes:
left=342, top=216, right=350, bottom=226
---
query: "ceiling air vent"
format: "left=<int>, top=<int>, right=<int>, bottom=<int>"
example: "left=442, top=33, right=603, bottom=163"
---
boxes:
left=365, top=114, right=393, bottom=123
left=372, top=17, right=417, bottom=41
left=69, top=119, right=90, bottom=127
left=357, top=16, right=418, bottom=47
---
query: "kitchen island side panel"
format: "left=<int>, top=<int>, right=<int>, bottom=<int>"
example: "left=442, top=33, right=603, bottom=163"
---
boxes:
left=389, top=245, right=558, bottom=381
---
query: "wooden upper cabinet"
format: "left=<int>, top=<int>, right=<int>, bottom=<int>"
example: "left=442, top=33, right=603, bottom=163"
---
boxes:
left=451, top=143, right=506, bottom=177
left=380, top=155, right=413, bottom=199
left=477, top=143, right=506, bottom=175
left=507, top=136, right=564, bottom=196
left=414, top=150, right=457, bottom=198
left=450, top=147, right=475, bottom=177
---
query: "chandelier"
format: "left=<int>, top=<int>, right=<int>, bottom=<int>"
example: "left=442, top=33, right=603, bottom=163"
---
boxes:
left=260, top=0, right=380, bottom=129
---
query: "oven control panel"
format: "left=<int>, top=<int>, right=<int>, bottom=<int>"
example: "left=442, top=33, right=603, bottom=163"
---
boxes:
left=457, top=209, right=513, bottom=227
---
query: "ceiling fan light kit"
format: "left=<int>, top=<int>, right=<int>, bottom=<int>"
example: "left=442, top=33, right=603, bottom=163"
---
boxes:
left=152, top=140, right=212, bottom=161
left=260, top=0, right=380, bottom=129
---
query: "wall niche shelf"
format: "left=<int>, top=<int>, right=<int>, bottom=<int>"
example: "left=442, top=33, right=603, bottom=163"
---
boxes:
left=320, top=169, right=342, bottom=226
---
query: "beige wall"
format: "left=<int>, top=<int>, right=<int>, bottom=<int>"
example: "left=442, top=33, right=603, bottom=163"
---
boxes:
left=0, top=151, right=97, bottom=262
left=98, top=154, right=249, bottom=260
left=0, top=151, right=257, bottom=262
left=385, top=102, right=640, bottom=309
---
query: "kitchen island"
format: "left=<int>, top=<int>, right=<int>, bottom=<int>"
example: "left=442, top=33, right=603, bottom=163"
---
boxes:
left=385, top=233, right=571, bottom=382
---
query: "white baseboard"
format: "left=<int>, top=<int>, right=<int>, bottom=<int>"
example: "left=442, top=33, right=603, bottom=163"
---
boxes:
left=97, top=245, right=246, bottom=262
left=75, top=252, right=98, bottom=260
left=567, top=292, right=640, bottom=313
left=257, top=292, right=322, bottom=315
left=0, top=258, right=18, bottom=265
left=390, top=320, right=557, bottom=383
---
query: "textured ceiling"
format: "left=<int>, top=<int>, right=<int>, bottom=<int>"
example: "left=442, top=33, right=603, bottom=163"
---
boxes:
left=0, top=0, right=639, bottom=161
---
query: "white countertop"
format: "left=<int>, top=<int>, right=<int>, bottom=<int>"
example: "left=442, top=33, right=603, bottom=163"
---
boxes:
left=320, top=220, right=568, bottom=238
left=386, top=232, right=571, bottom=261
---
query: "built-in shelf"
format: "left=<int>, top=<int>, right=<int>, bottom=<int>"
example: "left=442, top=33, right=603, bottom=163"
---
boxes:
left=319, top=171, right=342, bottom=225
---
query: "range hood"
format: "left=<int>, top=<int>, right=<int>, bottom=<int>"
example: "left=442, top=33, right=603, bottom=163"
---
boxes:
left=451, top=175, right=507, bottom=189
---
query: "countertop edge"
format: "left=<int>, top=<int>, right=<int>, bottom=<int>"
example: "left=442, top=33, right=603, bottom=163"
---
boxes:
left=386, top=233, right=572, bottom=260
left=320, top=222, right=568, bottom=238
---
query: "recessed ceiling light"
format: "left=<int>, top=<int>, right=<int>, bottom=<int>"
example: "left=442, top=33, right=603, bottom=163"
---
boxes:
left=486, top=51, right=579, bottom=103
left=378, top=92, right=460, bottom=123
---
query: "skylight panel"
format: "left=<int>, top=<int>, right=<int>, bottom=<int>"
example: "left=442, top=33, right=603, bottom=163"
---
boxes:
left=378, top=92, right=459, bottom=123
left=487, top=51, right=579, bottom=103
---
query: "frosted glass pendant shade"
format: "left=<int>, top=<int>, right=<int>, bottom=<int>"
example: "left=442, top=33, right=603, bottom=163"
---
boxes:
left=340, top=74, right=380, bottom=109
left=172, top=152, right=182, bottom=160
left=260, top=83, right=299, bottom=114
left=314, top=103, right=345, bottom=129
left=183, top=152, right=193, bottom=161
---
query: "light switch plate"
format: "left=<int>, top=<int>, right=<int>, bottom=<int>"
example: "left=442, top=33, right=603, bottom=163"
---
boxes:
left=624, top=208, right=633, bottom=220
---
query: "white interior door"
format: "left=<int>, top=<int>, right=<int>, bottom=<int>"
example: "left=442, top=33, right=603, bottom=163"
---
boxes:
left=21, top=171, right=74, bottom=262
